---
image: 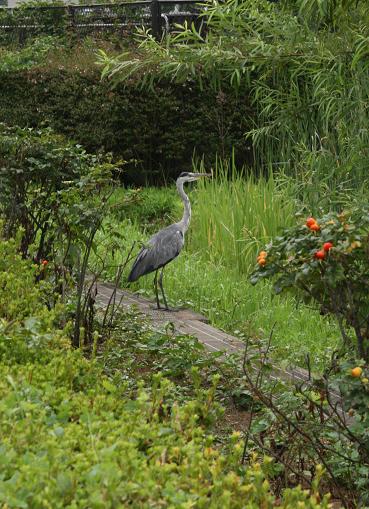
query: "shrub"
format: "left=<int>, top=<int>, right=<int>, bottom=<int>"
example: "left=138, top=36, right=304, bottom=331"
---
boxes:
left=0, top=234, right=332, bottom=508
left=0, top=124, right=122, bottom=346
left=0, top=123, right=116, bottom=258
left=241, top=343, right=369, bottom=505
left=0, top=64, right=252, bottom=184
left=0, top=3, right=67, bottom=46
left=251, top=207, right=369, bottom=360
left=0, top=36, right=58, bottom=72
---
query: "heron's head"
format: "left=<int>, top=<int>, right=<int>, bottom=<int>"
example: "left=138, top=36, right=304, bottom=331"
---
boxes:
left=177, top=172, right=212, bottom=183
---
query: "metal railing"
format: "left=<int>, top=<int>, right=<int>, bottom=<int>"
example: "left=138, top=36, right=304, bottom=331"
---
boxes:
left=0, top=0, right=203, bottom=44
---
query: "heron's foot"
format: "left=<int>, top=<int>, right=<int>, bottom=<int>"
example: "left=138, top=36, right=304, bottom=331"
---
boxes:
left=162, top=306, right=180, bottom=312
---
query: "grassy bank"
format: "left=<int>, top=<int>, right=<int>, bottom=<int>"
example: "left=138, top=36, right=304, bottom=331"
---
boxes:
left=96, top=172, right=339, bottom=369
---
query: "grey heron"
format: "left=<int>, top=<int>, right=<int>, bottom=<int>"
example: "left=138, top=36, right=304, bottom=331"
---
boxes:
left=127, top=172, right=211, bottom=310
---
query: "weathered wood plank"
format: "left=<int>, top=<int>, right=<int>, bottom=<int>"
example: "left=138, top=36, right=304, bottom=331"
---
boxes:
left=96, top=282, right=346, bottom=418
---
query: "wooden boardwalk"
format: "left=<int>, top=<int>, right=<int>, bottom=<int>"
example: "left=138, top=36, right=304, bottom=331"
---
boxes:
left=96, top=281, right=343, bottom=411
left=95, top=282, right=312, bottom=380
left=96, top=281, right=245, bottom=354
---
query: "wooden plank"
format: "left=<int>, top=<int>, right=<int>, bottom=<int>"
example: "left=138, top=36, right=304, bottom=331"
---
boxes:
left=95, top=282, right=346, bottom=419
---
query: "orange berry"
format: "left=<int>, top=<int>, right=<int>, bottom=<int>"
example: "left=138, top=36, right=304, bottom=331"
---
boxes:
left=258, top=258, right=267, bottom=267
left=351, top=367, right=362, bottom=378
left=310, top=223, right=320, bottom=232
left=323, top=242, right=333, bottom=252
left=41, top=260, right=48, bottom=266
left=314, top=250, right=325, bottom=260
left=258, top=251, right=267, bottom=258
left=306, top=217, right=316, bottom=227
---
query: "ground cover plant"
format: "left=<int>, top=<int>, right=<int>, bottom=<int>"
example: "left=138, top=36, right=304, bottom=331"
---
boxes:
left=0, top=229, right=334, bottom=508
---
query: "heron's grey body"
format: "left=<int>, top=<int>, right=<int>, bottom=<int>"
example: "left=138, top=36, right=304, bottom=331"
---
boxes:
left=127, top=172, right=210, bottom=309
left=127, top=223, right=184, bottom=283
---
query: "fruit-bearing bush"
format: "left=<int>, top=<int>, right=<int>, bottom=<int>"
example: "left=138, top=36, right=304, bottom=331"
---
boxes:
left=252, top=208, right=369, bottom=361
left=250, top=207, right=369, bottom=503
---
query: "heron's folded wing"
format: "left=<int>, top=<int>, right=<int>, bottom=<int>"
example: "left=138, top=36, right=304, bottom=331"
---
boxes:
left=127, top=226, right=183, bottom=282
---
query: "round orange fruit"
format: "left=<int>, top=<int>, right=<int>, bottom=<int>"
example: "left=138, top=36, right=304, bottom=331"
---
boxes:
left=306, top=218, right=316, bottom=227
left=351, top=367, right=363, bottom=378
left=310, top=223, right=320, bottom=232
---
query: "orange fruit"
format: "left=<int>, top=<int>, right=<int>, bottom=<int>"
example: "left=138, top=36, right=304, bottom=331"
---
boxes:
left=306, top=217, right=316, bottom=227
left=310, top=223, right=320, bottom=232
left=323, top=242, right=333, bottom=251
left=258, top=258, right=267, bottom=267
left=314, top=250, right=325, bottom=260
left=351, top=367, right=363, bottom=378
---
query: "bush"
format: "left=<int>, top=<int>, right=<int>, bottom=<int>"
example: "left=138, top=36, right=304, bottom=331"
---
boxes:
left=0, top=3, right=67, bottom=46
left=0, top=36, right=58, bottom=72
left=251, top=208, right=369, bottom=360
left=0, top=123, right=116, bottom=259
left=0, top=63, right=252, bottom=184
left=0, top=234, right=333, bottom=508
left=0, top=124, right=122, bottom=346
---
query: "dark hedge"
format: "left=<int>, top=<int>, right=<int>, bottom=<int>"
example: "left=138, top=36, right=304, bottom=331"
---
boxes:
left=0, top=67, right=253, bottom=183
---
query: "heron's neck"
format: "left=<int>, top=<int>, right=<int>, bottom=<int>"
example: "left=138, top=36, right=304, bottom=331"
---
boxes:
left=177, top=180, right=191, bottom=233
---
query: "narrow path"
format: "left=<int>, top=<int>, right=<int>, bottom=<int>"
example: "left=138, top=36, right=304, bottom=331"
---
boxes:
left=96, top=282, right=339, bottom=393
left=96, top=281, right=245, bottom=354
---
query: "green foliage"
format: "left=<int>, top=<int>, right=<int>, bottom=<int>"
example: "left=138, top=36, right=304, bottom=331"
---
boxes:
left=0, top=4, right=68, bottom=46
left=246, top=378, right=359, bottom=505
left=0, top=236, right=332, bottom=508
left=191, top=160, right=297, bottom=274
left=0, top=37, right=57, bottom=72
left=0, top=233, right=43, bottom=322
left=251, top=208, right=369, bottom=360
left=0, top=124, right=122, bottom=346
left=99, top=0, right=369, bottom=192
left=0, top=233, right=68, bottom=364
left=110, top=186, right=181, bottom=232
left=0, top=362, right=330, bottom=508
left=0, top=124, right=116, bottom=260
left=244, top=352, right=369, bottom=505
left=0, top=63, right=252, bottom=184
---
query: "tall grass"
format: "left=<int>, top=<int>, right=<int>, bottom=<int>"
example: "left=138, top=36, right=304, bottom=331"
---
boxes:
left=189, top=160, right=297, bottom=274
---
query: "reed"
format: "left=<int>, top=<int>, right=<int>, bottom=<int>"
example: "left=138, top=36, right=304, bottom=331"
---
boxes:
left=189, top=159, right=297, bottom=274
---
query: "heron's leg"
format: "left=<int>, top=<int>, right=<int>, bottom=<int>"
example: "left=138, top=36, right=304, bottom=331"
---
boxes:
left=153, top=270, right=161, bottom=309
left=158, top=267, right=169, bottom=310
